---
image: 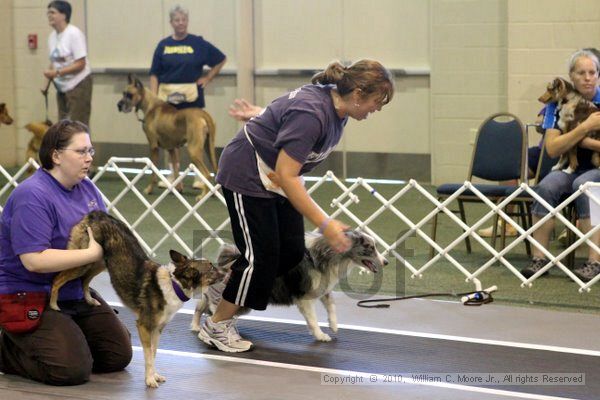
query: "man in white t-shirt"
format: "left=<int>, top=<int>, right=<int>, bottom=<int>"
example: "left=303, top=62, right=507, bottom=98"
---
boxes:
left=43, top=1, right=92, bottom=127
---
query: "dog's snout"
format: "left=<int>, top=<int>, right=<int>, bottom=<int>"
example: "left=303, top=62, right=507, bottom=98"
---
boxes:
left=117, top=100, right=124, bottom=112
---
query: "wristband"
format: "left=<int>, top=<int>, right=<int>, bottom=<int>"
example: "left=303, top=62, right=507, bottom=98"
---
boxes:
left=319, top=218, right=331, bottom=234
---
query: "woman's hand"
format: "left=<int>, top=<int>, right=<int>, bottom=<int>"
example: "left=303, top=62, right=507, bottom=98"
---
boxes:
left=228, top=98, right=263, bottom=122
left=196, top=76, right=210, bottom=88
left=43, top=68, right=58, bottom=79
left=581, top=112, right=600, bottom=134
left=86, top=227, right=103, bottom=261
left=321, top=219, right=351, bottom=253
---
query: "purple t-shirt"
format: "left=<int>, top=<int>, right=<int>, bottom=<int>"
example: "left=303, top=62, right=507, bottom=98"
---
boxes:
left=0, top=169, right=106, bottom=301
left=217, top=84, right=347, bottom=197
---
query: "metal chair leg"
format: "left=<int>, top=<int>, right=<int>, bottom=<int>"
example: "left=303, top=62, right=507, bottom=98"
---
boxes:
left=458, top=200, right=471, bottom=253
left=518, top=201, right=531, bottom=257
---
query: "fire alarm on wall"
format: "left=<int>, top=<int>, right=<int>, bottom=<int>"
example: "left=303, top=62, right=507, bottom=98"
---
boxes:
left=27, top=34, right=37, bottom=50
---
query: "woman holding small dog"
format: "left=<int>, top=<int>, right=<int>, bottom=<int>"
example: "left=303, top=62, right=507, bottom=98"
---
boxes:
left=198, top=59, right=395, bottom=352
left=0, top=120, right=132, bottom=385
left=521, top=49, right=600, bottom=281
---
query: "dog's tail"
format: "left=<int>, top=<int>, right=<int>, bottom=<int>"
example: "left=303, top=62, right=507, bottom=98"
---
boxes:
left=25, top=122, right=50, bottom=140
left=202, top=110, right=218, bottom=173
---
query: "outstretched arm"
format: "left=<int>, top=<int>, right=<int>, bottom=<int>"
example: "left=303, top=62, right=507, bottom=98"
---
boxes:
left=274, top=149, right=351, bottom=253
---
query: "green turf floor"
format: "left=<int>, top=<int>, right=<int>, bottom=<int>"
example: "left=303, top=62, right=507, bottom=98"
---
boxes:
left=2, top=168, right=600, bottom=314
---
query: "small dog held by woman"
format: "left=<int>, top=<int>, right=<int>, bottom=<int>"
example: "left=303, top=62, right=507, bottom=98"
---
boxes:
left=191, top=230, right=388, bottom=343
left=49, top=210, right=224, bottom=388
left=538, top=76, right=600, bottom=173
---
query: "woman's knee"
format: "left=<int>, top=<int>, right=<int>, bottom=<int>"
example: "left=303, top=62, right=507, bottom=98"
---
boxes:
left=38, top=355, right=93, bottom=386
left=92, top=342, right=132, bottom=373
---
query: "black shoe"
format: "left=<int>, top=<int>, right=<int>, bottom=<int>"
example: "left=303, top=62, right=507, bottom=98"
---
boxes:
left=573, top=261, right=600, bottom=282
left=521, top=257, right=550, bottom=278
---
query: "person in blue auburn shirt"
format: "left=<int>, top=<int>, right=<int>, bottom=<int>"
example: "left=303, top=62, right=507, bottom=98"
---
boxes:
left=521, top=49, right=600, bottom=282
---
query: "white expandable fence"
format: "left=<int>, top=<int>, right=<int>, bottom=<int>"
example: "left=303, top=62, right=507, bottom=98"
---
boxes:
left=2, top=157, right=600, bottom=293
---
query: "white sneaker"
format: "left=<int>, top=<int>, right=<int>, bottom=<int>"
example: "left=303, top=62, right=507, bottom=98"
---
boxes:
left=199, top=316, right=253, bottom=352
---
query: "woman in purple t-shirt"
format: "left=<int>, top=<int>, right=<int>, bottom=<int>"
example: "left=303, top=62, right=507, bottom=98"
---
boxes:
left=0, top=120, right=132, bottom=385
left=200, top=60, right=395, bottom=352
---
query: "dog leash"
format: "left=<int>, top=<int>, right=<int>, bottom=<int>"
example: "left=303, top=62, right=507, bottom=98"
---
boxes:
left=41, top=79, right=54, bottom=125
left=356, top=289, right=495, bottom=308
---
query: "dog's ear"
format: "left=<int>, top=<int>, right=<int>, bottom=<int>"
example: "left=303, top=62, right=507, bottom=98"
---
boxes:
left=344, top=229, right=362, bottom=245
left=169, top=249, right=188, bottom=264
left=0, top=103, right=5, bottom=111
left=134, top=77, right=144, bottom=91
left=127, top=73, right=133, bottom=84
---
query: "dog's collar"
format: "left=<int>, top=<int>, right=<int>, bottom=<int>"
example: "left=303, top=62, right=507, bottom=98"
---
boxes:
left=171, top=279, right=190, bottom=302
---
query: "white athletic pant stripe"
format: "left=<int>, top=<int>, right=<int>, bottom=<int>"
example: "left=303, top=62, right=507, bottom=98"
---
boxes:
left=233, top=192, right=254, bottom=306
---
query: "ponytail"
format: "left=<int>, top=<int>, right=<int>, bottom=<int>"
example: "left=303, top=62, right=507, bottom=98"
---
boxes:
left=312, top=59, right=395, bottom=104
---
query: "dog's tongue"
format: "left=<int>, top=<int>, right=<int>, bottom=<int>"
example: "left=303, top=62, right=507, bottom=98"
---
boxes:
left=362, top=260, right=377, bottom=272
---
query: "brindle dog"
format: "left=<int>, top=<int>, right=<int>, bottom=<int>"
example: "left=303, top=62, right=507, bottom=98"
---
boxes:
left=117, top=74, right=218, bottom=199
left=49, top=210, right=224, bottom=388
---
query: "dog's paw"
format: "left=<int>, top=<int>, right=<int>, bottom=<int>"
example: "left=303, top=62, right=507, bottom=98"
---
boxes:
left=145, top=373, right=166, bottom=388
left=144, top=185, right=154, bottom=195
left=190, top=320, right=201, bottom=332
left=313, top=331, right=332, bottom=342
left=49, top=302, right=61, bottom=311
left=192, top=180, right=206, bottom=191
left=85, top=296, right=101, bottom=307
left=329, top=320, right=338, bottom=333
left=195, top=193, right=207, bottom=202
left=145, top=376, right=159, bottom=388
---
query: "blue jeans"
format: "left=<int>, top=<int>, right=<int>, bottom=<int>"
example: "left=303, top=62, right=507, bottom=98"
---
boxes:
left=531, top=169, right=600, bottom=218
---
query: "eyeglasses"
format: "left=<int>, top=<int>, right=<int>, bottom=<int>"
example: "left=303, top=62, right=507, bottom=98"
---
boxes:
left=61, top=147, right=96, bottom=157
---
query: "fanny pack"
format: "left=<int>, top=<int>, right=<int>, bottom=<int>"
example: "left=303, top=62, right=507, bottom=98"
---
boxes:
left=158, top=83, right=198, bottom=105
left=0, top=292, right=47, bottom=334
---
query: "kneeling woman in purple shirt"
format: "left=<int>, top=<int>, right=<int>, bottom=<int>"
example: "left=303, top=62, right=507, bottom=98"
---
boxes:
left=200, top=59, right=395, bottom=352
left=0, top=120, right=131, bottom=385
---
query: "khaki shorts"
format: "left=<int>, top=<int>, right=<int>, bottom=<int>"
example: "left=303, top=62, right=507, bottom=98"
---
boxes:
left=56, top=74, right=93, bottom=128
